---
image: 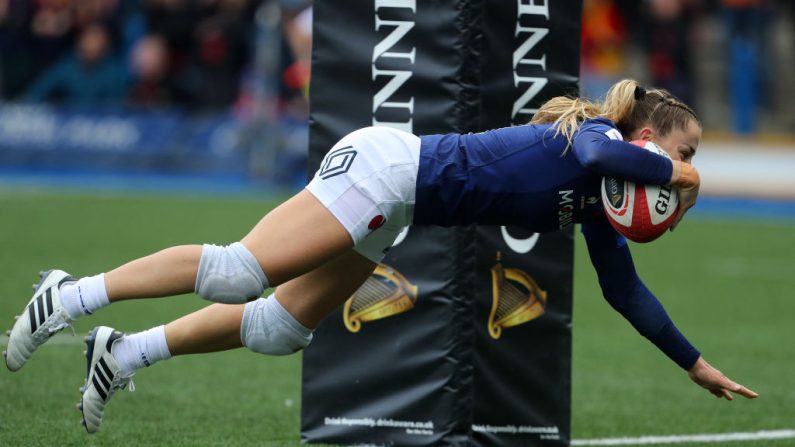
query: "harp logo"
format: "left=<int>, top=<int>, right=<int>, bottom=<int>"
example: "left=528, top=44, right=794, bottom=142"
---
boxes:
left=319, top=145, right=357, bottom=180
left=488, top=252, right=548, bottom=339
left=343, top=264, right=418, bottom=333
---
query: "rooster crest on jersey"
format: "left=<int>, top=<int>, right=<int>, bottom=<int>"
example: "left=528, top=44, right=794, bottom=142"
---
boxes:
left=601, top=140, right=680, bottom=243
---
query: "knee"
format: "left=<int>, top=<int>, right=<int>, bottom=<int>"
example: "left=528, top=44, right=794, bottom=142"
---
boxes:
left=195, top=242, right=269, bottom=304
left=241, top=295, right=313, bottom=356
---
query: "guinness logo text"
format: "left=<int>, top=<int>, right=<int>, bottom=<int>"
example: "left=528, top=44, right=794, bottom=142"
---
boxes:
left=512, top=0, right=550, bottom=123
left=373, top=0, right=416, bottom=132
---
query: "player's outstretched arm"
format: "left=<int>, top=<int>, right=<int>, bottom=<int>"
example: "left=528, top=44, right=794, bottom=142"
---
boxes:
left=687, top=356, right=759, bottom=400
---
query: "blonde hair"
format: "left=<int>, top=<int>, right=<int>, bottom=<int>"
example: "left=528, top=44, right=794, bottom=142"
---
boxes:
left=530, top=79, right=699, bottom=150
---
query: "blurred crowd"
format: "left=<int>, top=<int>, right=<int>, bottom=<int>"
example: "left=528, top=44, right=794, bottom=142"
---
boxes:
left=582, top=0, right=794, bottom=134
left=1, top=0, right=792, bottom=134
left=0, top=0, right=312, bottom=114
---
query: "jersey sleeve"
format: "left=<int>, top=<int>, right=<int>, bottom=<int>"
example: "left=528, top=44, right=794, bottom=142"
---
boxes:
left=571, top=120, right=673, bottom=185
left=580, top=216, right=701, bottom=370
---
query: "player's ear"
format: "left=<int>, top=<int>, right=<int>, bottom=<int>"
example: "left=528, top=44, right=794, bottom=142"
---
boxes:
left=638, top=127, right=654, bottom=141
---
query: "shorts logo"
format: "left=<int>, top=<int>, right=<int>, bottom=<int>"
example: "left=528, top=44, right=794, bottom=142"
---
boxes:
left=319, top=145, right=357, bottom=179
left=368, top=215, right=386, bottom=231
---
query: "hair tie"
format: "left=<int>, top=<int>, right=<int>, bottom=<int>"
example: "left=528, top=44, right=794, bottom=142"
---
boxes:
left=634, top=85, right=647, bottom=101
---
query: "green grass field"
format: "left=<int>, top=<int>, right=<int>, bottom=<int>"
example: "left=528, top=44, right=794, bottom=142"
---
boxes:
left=1, top=189, right=793, bottom=446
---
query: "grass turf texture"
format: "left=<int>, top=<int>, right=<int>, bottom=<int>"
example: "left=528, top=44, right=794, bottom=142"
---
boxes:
left=1, top=189, right=793, bottom=446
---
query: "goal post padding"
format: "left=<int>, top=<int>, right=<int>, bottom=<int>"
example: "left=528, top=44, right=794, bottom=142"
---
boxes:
left=301, top=1, right=582, bottom=445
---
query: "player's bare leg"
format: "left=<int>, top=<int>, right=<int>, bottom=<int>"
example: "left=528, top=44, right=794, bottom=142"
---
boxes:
left=103, top=245, right=203, bottom=300
left=76, top=304, right=247, bottom=433
left=164, top=304, right=246, bottom=355
left=164, top=249, right=377, bottom=356
left=239, top=189, right=356, bottom=286
left=82, top=249, right=376, bottom=373
left=264, top=249, right=377, bottom=330
left=105, top=189, right=353, bottom=302
left=78, top=249, right=375, bottom=433
left=84, top=249, right=375, bottom=378
left=5, top=190, right=350, bottom=370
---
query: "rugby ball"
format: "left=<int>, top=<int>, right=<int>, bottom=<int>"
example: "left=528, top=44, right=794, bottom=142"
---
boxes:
left=601, top=140, right=679, bottom=243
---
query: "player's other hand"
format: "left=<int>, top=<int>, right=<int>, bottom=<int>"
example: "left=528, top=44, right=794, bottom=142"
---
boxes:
left=669, top=161, right=700, bottom=231
left=687, top=356, right=758, bottom=400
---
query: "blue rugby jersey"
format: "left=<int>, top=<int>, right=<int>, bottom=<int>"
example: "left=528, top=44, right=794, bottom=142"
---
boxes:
left=414, top=118, right=671, bottom=230
left=413, top=118, right=700, bottom=370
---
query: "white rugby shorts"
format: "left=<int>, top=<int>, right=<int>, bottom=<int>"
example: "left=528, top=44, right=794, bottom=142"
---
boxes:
left=306, top=126, right=421, bottom=263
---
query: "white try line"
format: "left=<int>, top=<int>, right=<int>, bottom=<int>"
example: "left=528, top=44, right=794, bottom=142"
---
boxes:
left=572, top=430, right=795, bottom=445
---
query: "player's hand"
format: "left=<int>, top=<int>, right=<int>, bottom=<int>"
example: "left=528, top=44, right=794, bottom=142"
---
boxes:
left=669, top=161, right=700, bottom=231
left=687, top=356, right=758, bottom=400
left=671, top=183, right=698, bottom=230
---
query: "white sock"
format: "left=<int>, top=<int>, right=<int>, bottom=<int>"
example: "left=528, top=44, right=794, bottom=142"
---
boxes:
left=60, top=274, right=110, bottom=319
left=112, top=325, right=172, bottom=376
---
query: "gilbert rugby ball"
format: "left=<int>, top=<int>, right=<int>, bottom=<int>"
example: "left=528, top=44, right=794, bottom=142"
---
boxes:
left=601, top=140, right=679, bottom=243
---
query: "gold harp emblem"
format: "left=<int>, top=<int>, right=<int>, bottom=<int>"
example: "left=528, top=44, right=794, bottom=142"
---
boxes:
left=488, top=253, right=548, bottom=339
left=343, top=264, right=418, bottom=333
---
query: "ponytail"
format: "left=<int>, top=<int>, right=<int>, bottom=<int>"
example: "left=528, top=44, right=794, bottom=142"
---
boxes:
left=529, top=96, right=601, bottom=146
left=530, top=79, right=699, bottom=151
left=601, top=79, right=642, bottom=133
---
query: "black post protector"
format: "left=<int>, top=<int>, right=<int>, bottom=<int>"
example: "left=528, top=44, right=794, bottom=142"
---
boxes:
left=302, top=1, right=582, bottom=445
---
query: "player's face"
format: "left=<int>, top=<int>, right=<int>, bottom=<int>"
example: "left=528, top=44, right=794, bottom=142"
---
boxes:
left=649, top=119, right=701, bottom=165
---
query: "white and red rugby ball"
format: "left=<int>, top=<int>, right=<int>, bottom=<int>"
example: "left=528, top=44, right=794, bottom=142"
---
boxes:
left=601, top=140, right=679, bottom=243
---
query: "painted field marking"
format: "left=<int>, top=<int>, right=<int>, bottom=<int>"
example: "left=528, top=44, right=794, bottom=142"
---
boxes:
left=572, top=429, right=795, bottom=445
